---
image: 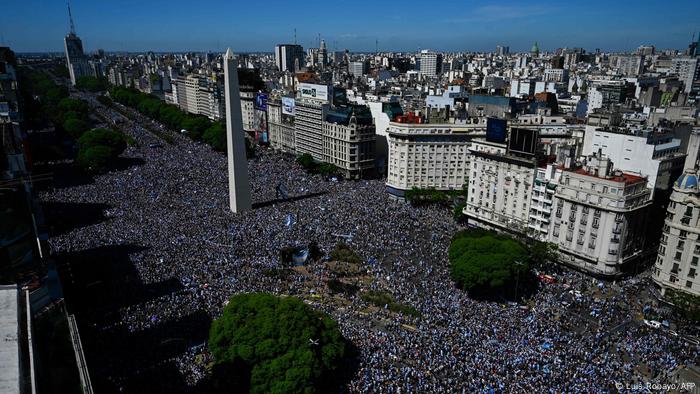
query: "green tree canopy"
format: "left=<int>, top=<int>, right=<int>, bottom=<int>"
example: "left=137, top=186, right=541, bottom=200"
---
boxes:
left=209, top=293, right=346, bottom=394
left=62, top=118, right=90, bottom=139
left=449, top=229, right=529, bottom=296
left=75, top=76, right=109, bottom=92
left=58, top=98, right=89, bottom=115
left=76, top=145, right=114, bottom=171
left=76, top=128, right=127, bottom=172
left=180, top=115, right=212, bottom=140
left=203, top=122, right=226, bottom=151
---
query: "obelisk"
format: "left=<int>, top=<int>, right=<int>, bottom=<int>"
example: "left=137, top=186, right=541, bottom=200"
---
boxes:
left=223, top=48, right=252, bottom=213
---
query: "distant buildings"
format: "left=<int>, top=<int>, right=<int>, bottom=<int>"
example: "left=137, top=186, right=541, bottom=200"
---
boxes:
left=63, top=5, right=89, bottom=86
left=274, top=44, right=304, bottom=73
left=171, top=74, right=225, bottom=120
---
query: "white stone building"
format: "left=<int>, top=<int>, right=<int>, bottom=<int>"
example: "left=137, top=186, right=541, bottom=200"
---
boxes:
left=653, top=169, right=700, bottom=297
left=548, top=154, right=652, bottom=276
left=386, top=121, right=471, bottom=197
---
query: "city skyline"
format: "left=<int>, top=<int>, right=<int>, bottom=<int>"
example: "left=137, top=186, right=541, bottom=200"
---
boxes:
left=2, top=0, right=700, bottom=53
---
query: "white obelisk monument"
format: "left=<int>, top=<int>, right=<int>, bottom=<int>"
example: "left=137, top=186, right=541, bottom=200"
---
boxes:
left=223, top=48, right=252, bottom=213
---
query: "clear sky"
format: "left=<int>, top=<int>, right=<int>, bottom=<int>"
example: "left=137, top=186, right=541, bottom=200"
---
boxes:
left=2, top=0, right=699, bottom=53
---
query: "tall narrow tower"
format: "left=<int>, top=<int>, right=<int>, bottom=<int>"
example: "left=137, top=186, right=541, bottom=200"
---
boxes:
left=223, top=48, right=252, bottom=213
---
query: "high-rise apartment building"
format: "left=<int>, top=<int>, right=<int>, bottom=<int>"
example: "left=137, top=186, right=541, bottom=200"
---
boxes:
left=671, top=57, right=700, bottom=93
left=171, top=74, right=225, bottom=121
left=295, top=83, right=331, bottom=161
left=419, top=50, right=442, bottom=77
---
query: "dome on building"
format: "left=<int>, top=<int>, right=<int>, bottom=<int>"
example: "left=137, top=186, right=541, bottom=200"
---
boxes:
left=676, top=169, right=699, bottom=191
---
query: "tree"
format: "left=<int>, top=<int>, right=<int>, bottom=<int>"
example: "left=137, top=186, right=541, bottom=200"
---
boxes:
left=62, top=118, right=90, bottom=139
left=180, top=115, right=211, bottom=140
left=209, top=293, right=346, bottom=394
left=203, top=122, right=226, bottom=151
left=449, top=229, right=529, bottom=297
left=76, top=145, right=113, bottom=171
left=296, top=154, right=316, bottom=171
left=58, top=98, right=89, bottom=115
left=75, top=76, right=109, bottom=92
left=76, top=128, right=127, bottom=172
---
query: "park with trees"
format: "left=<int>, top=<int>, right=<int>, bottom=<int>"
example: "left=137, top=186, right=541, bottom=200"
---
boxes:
left=208, top=293, right=347, bottom=394
left=449, top=229, right=535, bottom=300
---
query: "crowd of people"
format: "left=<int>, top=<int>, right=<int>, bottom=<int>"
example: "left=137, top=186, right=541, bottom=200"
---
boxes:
left=41, top=94, right=699, bottom=393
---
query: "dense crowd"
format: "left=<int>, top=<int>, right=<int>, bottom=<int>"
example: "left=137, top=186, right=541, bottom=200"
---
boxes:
left=42, top=95, right=699, bottom=393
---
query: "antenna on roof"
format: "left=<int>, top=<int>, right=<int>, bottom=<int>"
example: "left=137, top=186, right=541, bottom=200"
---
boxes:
left=294, top=28, right=297, bottom=45
left=67, top=1, right=76, bottom=35
left=376, top=38, right=378, bottom=54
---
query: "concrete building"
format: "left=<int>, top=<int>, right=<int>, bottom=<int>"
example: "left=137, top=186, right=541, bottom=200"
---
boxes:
left=267, top=97, right=296, bottom=153
left=171, top=74, right=225, bottom=120
left=274, top=44, right=304, bottom=73
left=615, top=55, right=645, bottom=76
left=386, top=117, right=471, bottom=198
left=240, top=91, right=256, bottom=131
left=587, top=81, right=628, bottom=114
left=548, top=154, right=652, bottom=276
left=468, top=95, right=519, bottom=119
left=349, top=61, right=368, bottom=77
left=419, top=50, right=442, bottom=77
left=223, top=48, right=252, bottom=213
left=295, top=83, right=332, bottom=161
left=322, top=105, right=376, bottom=179
left=653, top=169, right=700, bottom=297
left=464, top=139, right=537, bottom=233
left=671, top=57, right=700, bottom=93
left=582, top=126, right=686, bottom=193
left=544, top=68, right=569, bottom=83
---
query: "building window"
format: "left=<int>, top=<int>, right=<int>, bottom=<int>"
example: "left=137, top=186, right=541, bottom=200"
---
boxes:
left=689, top=268, right=697, bottom=278
left=692, top=256, right=699, bottom=266
left=686, top=281, right=693, bottom=289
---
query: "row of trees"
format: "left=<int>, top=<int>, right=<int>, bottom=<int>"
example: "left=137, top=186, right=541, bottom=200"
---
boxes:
left=109, top=86, right=228, bottom=152
left=404, top=185, right=468, bottom=221
left=75, top=76, right=110, bottom=92
left=295, top=154, right=340, bottom=177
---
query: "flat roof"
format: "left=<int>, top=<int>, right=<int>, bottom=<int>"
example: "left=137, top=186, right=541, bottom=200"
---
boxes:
left=570, top=168, right=646, bottom=185
left=0, top=285, right=19, bottom=394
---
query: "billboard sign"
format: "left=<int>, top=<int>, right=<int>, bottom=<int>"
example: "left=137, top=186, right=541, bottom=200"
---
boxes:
left=282, top=97, right=295, bottom=116
left=298, top=83, right=329, bottom=101
left=255, top=93, right=268, bottom=110
left=486, top=117, right=507, bottom=143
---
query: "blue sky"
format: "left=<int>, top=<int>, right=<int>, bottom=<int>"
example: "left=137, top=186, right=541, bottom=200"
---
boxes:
left=2, top=0, right=699, bottom=53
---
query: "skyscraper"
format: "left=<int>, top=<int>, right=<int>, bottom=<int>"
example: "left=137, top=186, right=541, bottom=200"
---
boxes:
left=223, top=48, right=252, bottom=213
left=419, top=50, right=442, bottom=77
left=63, top=3, right=89, bottom=86
left=274, top=44, right=304, bottom=72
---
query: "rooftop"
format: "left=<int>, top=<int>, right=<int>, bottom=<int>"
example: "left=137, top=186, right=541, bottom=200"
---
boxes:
left=569, top=167, right=646, bottom=186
